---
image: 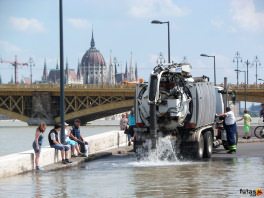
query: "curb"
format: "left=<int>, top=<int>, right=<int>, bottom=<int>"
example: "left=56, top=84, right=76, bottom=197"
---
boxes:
left=40, top=152, right=112, bottom=172
left=238, top=138, right=264, bottom=144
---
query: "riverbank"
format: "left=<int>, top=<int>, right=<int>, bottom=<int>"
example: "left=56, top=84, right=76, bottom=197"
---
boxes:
left=0, top=130, right=127, bottom=178
left=0, top=119, right=28, bottom=127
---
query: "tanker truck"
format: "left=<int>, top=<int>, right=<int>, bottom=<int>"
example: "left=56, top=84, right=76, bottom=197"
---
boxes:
left=134, top=63, right=225, bottom=159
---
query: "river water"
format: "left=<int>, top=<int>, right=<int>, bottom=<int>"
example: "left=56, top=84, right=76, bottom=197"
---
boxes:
left=0, top=154, right=263, bottom=197
left=0, top=125, right=119, bottom=156
left=0, top=123, right=264, bottom=197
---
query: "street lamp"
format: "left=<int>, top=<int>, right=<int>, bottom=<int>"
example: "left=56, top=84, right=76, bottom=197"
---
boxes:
left=200, top=54, right=216, bottom=86
left=151, top=20, right=170, bottom=63
left=233, top=51, right=243, bottom=86
left=235, top=69, right=247, bottom=110
left=252, top=56, right=261, bottom=85
left=59, top=0, right=65, bottom=143
left=258, top=78, right=264, bottom=82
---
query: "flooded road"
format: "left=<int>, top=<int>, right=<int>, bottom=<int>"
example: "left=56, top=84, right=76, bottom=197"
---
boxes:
left=0, top=146, right=263, bottom=198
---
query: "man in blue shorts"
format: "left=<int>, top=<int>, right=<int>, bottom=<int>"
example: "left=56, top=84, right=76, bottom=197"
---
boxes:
left=48, top=124, right=72, bottom=164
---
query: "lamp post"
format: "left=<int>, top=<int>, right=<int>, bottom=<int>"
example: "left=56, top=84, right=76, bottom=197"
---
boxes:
left=200, top=54, right=216, bottom=86
left=233, top=51, right=243, bottom=86
left=28, top=57, right=35, bottom=84
left=245, top=60, right=250, bottom=86
left=252, top=56, right=261, bottom=85
left=59, top=0, right=65, bottom=143
left=258, top=78, right=264, bottom=82
left=235, top=69, right=247, bottom=110
left=151, top=20, right=170, bottom=63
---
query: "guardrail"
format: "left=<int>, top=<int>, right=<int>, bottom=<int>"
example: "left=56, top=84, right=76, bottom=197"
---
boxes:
left=0, top=83, right=136, bottom=89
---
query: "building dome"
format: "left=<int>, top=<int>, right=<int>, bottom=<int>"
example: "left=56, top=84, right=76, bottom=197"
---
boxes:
left=81, top=49, right=106, bottom=67
left=80, top=31, right=106, bottom=84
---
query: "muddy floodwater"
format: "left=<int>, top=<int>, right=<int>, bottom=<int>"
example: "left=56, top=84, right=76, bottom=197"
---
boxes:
left=0, top=154, right=263, bottom=198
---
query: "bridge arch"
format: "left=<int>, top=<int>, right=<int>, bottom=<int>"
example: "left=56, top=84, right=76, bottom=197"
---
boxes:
left=55, top=99, right=134, bottom=124
left=0, top=108, right=29, bottom=122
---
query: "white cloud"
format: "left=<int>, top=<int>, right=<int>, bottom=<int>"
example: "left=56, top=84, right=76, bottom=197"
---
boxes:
left=67, top=18, right=91, bottom=29
left=129, top=0, right=190, bottom=18
left=0, top=40, right=21, bottom=54
left=211, top=18, right=224, bottom=29
left=230, top=0, right=264, bottom=32
left=9, top=17, right=45, bottom=33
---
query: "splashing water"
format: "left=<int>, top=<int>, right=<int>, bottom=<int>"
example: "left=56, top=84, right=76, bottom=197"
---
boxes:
left=135, top=136, right=179, bottom=163
left=147, top=136, right=178, bottom=161
left=130, top=136, right=197, bottom=167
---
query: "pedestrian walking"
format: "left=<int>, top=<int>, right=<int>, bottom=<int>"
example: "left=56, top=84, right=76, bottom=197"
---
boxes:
left=32, top=122, right=47, bottom=170
left=120, top=113, right=128, bottom=131
left=237, top=110, right=252, bottom=139
left=128, top=110, right=136, bottom=146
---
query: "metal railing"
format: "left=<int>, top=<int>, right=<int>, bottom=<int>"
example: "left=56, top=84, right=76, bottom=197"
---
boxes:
left=0, top=83, right=136, bottom=90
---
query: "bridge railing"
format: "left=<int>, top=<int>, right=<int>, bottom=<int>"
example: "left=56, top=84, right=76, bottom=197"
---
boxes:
left=229, top=83, right=264, bottom=89
left=0, top=83, right=136, bottom=89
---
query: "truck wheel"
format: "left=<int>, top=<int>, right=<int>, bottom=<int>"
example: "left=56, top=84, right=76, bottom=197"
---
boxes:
left=194, top=133, right=204, bottom=159
left=203, top=131, right=213, bottom=158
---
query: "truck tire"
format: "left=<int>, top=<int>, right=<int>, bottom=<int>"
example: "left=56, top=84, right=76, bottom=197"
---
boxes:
left=203, top=131, right=213, bottom=158
left=194, top=133, right=204, bottom=160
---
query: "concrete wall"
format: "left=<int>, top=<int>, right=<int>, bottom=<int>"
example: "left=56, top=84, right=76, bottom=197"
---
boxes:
left=0, top=130, right=127, bottom=178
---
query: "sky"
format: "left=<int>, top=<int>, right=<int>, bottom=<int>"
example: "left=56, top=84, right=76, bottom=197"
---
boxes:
left=0, top=0, right=264, bottom=84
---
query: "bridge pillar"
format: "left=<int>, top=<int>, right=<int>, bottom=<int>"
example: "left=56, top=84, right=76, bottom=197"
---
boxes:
left=28, top=92, right=55, bottom=125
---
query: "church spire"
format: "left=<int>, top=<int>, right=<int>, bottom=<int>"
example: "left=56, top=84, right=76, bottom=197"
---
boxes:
left=129, top=52, right=134, bottom=81
left=90, top=29, right=95, bottom=48
left=77, top=58, right=81, bottom=80
left=56, top=59, right=59, bottom=70
left=10, top=75, right=14, bottom=84
left=42, top=58, right=47, bottom=81
left=124, top=61, right=128, bottom=80
left=65, top=57, right=69, bottom=84
left=135, top=62, right=138, bottom=81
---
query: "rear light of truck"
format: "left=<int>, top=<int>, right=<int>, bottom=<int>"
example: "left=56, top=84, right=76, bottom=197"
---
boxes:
left=136, top=123, right=145, bottom=127
left=185, top=122, right=196, bottom=129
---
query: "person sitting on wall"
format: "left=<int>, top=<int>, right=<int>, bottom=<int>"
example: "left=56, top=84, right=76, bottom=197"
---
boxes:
left=64, top=122, right=85, bottom=157
left=48, top=123, right=72, bottom=164
left=69, top=119, right=89, bottom=157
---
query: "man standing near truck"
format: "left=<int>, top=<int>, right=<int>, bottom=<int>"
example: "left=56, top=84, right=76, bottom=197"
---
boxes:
left=218, top=107, right=237, bottom=154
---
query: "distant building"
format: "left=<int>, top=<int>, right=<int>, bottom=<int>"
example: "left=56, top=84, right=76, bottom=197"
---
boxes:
left=21, top=77, right=31, bottom=85
left=80, top=31, right=107, bottom=84
left=38, top=31, right=139, bottom=85
left=41, top=59, right=82, bottom=84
